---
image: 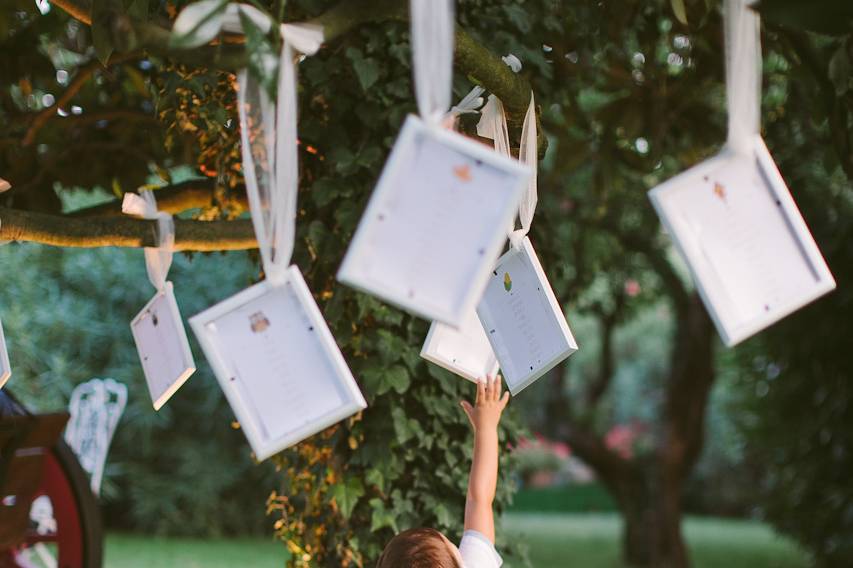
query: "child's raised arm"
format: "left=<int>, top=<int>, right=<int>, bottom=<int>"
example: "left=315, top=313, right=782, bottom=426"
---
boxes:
left=460, top=375, right=510, bottom=543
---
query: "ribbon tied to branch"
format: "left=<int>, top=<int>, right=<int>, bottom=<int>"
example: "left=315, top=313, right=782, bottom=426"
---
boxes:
left=229, top=3, right=322, bottom=284
left=122, top=191, right=175, bottom=291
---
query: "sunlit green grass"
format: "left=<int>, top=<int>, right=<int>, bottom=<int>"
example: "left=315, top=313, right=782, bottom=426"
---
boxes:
left=105, top=533, right=287, bottom=568
left=502, top=513, right=811, bottom=568
left=104, top=513, right=811, bottom=567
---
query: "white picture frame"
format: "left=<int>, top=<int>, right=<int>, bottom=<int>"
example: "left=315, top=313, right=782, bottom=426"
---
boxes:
left=0, top=317, right=11, bottom=389
left=476, top=237, right=578, bottom=395
left=648, top=136, right=836, bottom=347
left=130, top=282, right=197, bottom=411
left=189, top=265, right=367, bottom=461
left=420, top=308, right=499, bottom=383
left=338, top=114, right=530, bottom=327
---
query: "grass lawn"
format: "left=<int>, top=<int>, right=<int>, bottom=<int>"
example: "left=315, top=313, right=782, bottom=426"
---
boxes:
left=104, top=533, right=287, bottom=568
left=501, top=513, right=811, bottom=568
left=104, top=513, right=811, bottom=567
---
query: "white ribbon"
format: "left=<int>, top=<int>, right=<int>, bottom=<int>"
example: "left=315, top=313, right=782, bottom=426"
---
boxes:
left=477, top=92, right=538, bottom=249
left=410, top=0, right=455, bottom=124
left=725, top=0, right=762, bottom=154
left=237, top=19, right=323, bottom=284
left=448, top=86, right=485, bottom=117
left=122, top=191, right=175, bottom=291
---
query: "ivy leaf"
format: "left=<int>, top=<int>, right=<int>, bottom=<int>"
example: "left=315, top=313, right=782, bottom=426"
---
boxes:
left=369, top=498, right=398, bottom=532
left=346, top=47, right=380, bottom=92
left=170, top=0, right=229, bottom=49
left=385, top=365, right=411, bottom=395
left=366, top=468, right=384, bottom=492
left=331, top=476, right=364, bottom=519
left=392, top=406, right=423, bottom=444
left=670, top=0, right=688, bottom=26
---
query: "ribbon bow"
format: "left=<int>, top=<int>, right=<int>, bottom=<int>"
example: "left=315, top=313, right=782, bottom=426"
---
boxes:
left=475, top=60, right=538, bottom=249
left=122, top=191, right=175, bottom=290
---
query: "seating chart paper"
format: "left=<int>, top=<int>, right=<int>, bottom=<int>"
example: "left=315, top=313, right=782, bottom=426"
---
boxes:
left=649, top=136, right=836, bottom=346
left=0, top=317, right=10, bottom=389
left=338, top=114, right=530, bottom=327
left=190, top=266, right=367, bottom=461
left=421, top=308, right=499, bottom=383
left=131, top=282, right=196, bottom=411
left=477, top=237, right=578, bottom=395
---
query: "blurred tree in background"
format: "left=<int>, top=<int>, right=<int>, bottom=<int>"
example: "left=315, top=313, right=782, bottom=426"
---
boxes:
left=1, top=0, right=851, bottom=567
left=1, top=208, right=278, bottom=535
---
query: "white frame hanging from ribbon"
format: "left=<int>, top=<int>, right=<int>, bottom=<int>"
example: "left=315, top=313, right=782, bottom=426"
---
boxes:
left=124, top=190, right=197, bottom=410
left=176, top=2, right=366, bottom=459
left=647, top=0, right=835, bottom=346
left=338, top=2, right=531, bottom=327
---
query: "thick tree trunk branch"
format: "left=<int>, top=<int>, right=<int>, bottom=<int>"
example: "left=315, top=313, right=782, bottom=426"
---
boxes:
left=661, top=293, right=716, bottom=482
left=68, top=180, right=249, bottom=217
left=0, top=207, right=257, bottom=251
left=50, top=0, right=544, bottom=153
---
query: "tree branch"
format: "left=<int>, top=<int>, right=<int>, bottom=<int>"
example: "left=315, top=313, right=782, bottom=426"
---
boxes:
left=22, top=52, right=142, bottom=146
left=50, top=0, right=91, bottom=25
left=0, top=207, right=256, bottom=251
left=49, top=0, right=544, bottom=153
left=585, top=298, right=623, bottom=407
left=68, top=180, right=248, bottom=217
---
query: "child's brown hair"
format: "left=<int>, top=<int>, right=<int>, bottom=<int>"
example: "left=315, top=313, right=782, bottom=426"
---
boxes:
left=376, top=528, right=461, bottom=568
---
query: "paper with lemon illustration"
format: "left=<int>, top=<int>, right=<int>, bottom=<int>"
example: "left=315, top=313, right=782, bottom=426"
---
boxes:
left=477, top=237, right=578, bottom=395
left=339, top=115, right=530, bottom=327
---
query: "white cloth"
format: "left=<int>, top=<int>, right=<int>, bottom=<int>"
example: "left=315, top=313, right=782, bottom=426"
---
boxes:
left=121, top=191, right=174, bottom=291
left=459, top=530, right=503, bottom=568
left=410, top=0, right=455, bottom=124
left=476, top=91, right=538, bottom=249
left=236, top=22, right=323, bottom=284
left=725, top=0, right=761, bottom=154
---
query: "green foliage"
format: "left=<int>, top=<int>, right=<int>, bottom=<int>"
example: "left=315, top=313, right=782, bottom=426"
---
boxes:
left=3, top=0, right=853, bottom=565
left=754, top=0, right=853, bottom=36
left=733, top=142, right=853, bottom=565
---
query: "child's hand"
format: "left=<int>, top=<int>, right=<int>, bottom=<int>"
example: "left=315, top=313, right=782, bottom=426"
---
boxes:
left=461, top=375, right=510, bottom=432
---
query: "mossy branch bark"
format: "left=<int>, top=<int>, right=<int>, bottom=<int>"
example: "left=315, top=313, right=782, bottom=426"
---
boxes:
left=0, top=207, right=257, bottom=250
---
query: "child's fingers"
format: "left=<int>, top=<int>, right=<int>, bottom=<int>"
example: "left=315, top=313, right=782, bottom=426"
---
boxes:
left=500, top=390, right=510, bottom=408
left=460, top=400, right=475, bottom=427
left=495, top=375, right=504, bottom=401
left=476, top=378, right=486, bottom=404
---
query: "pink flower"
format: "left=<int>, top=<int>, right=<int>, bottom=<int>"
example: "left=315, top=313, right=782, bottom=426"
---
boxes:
left=624, top=279, right=641, bottom=297
left=605, top=424, right=636, bottom=460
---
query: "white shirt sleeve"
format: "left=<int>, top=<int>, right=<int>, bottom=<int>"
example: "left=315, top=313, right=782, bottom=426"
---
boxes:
left=458, top=530, right=503, bottom=568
